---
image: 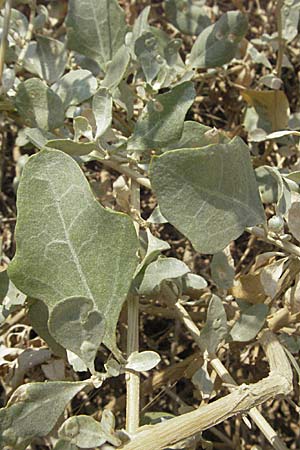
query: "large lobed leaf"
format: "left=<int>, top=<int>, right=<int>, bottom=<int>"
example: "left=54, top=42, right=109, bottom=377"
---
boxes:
left=150, top=136, right=265, bottom=254
left=8, top=149, right=138, bottom=356
left=66, top=0, right=127, bottom=71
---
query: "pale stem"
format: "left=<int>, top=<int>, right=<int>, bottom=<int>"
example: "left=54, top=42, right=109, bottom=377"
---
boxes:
left=161, top=286, right=289, bottom=450
left=15, top=0, right=36, bottom=70
left=275, top=0, right=285, bottom=78
left=0, top=0, right=12, bottom=85
left=125, top=154, right=140, bottom=434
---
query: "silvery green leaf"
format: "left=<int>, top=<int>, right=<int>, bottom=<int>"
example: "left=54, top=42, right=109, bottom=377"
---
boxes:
left=127, top=81, right=195, bottom=151
left=134, top=32, right=164, bottom=83
left=247, top=44, right=272, bottom=69
left=150, top=137, right=265, bottom=254
left=49, top=297, right=105, bottom=373
left=113, top=80, right=134, bottom=118
left=139, top=257, right=190, bottom=296
left=189, top=11, right=248, bottom=68
left=22, top=42, right=43, bottom=78
left=147, top=205, right=168, bottom=224
left=2, top=8, right=28, bottom=38
left=211, top=251, right=235, bottom=290
left=15, top=79, right=64, bottom=130
left=66, top=0, right=127, bottom=71
left=281, top=2, right=300, bottom=42
left=24, top=127, right=56, bottom=149
left=54, top=440, right=77, bottom=450
left=58, top=415, right=107, bottom=448
left=288, top=201, right=300, bottom=242
left=8, top=149, right=138, bottom=354
left=93, top=88, right=113, bottom=138
left=36, top=35, right=67, bottom=84
left=192, top=360, right=214, bottom=399
left=33, top=5, right=49, bottom=30
left=0, top=380, right=89, bottom=449
left=126, top=351, right=161, bottom=372
left=255, top=166, right=279, bottom=204
left=28, top=299, right=66, bottom=358
left=182, top=272, right=207, bottom=296
left=135, top=228, right=170, bottom=277
left=102, top=45, right=130, bottom=90
left=99, top=410, right=121, bottom=447
left=162, top=121, right=229, bottom=151
left=230, top=304, right=268, bottom=342
left=260, top=258, right=287, bottom=298
left=130, top=5, right=151, bottom=46
left=0, top=270, right=9, bottom=302
left=164, top=0, right=210, bottom=36
left=52, top=69, right=98, bottom=109
left=2, top=279, right=26, bottom=310
left=67, top=350, right=88, bottom=372
left=198, top=295, right=228, bottom=353
left=46, top=139, right=96, bottom=156
left=74, top=116, right=93, bottom=141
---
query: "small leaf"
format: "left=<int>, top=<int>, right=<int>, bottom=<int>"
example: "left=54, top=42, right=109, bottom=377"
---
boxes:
left=189, top=11, right=248, bottom=68
left=93, top=88, right=113, bottom=139
left=36, top=35, right=67, bottom=84
left=25, top=127, right=56, bottom=149
left=46, top=139, right=96, bottom=156
left=182, top=272, right=207, bottom=296
left=102, top=45, right=130, bottom=90
left=66, top=0, right=127, bottom=71
left=139, top=257, right=190, bottom=296
left=192, top=360, right=214, bottom=399
left=199, top=295, right=228, bottom=353
left=147, top=205, right=168, bottom=224
left=49, top=297, right=105, bottom=373
left=230, top=303, right=268, bottom=342
left=135, top=228, right=170, bottom=278
left=165, top=0, right=210, bottom=36
left=127, top=81, right=195, bottom=151
left=0, top=381, right=89, bottom=449
left=260, top=258, right=287, bottom=299
left=126, top=351, right=161, bottom=371
left=52, top=69, right=98, bottom=109
left=134, top=32, right=164, bottom=84
left=58, top=415, right=107, bottom=448
left=150, top=137, right=265, bottom=254
left=231, top=271, right=267, bottom=304
left=211, top=250, right=235, bottom=290
left=8, top=149, right=138, bottom=354
left=15, top=78, right=64, bottom=130
left=288, top=201, right=300, bottom=242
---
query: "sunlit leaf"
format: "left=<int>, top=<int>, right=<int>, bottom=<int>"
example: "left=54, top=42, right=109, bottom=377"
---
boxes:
left=102, top=45, right=130, bottom=90
left=58, top=415, right=107, bottom=448
left=127, top=81, right=195, bottom=151
left=15, top=78, right=64, bottom=130
left=126, top=350, right=161, bottom=372
left=93, top=88, right=113, bottom=139
left=36, top=35, right=67, bottom=84
left=8, top=149, right=138, bottom=354
left=150, top=137, right=265, bottom=254
left=46, top=139, right=96, bottom=156
left=66, top=0, right=127, bottom=71
left=52, top=69, right=98, bottom=109
left=0, top=381, right=89, bottom=449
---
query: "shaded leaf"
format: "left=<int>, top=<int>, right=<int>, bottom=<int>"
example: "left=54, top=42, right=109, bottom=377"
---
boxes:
left=260, top=258, right=287, bottom=299
left=25, top=127, right=56, bottom=149
left=93, top=88, right=113, bottom=139
left=139, top=257, right=190, bottom=296
left=165, top=0, right=210, bottom=36
left=150, top=137, right=265, bottom=254
left=230, top=303, right=268, bottom=342
left=0, top=381, right=89, bottom=449
left=46, top=139, right=96, bottom=156
left=162, top=120, right=229, bottom=152
left=127, top=81, right=195, bottom=151
left=15, top=78, right=64, bottom=130
left=36, top=35, right=67, bottom=84
left=198, top=295, right=228, bottom=353
left=211, top=250, right=235, bottom=290
left=58, top=415, right=107, bottom=448
left=134, top=32, right=163, bottom=84
left=126, top=350, right=161, bottom=371
left=182, top=272, right=207, bottom=296
left=8, top=149, right=138, bottom=354
left=147, top=205, right=168, bottom=224
left=52, top=69, right=98, bottom=110
left=135, top=228, right=170, bottom=278
left=287, top=201, right=300, bottom=242
left=189, top=11, right=248, bottom=68
left=192, top=360, right=214, bottom=399
left=49, top=297, right=105, bottom=373
left=66, top=0, right=127, bottom=71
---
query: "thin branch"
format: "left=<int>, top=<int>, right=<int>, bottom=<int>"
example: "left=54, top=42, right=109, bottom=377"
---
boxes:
left=246, top=226, right=300, bottom=258
left=121, top=331, right=292, bottom=450
left=15, top=0, right=36, bottom=70
left=102, top=157, right=151, bottom=190
left=275, top=0, right=285, bottom=78
left=125, top=154, right=141, bottom=434
left=0, top=0, right=12, bottom=85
